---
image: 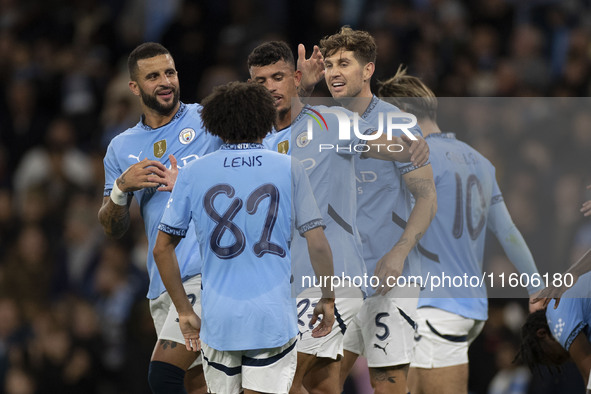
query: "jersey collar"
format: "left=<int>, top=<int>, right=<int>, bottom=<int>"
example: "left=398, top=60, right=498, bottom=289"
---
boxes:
left=138, top=102, right=187, bottom=131
left=221, top=143, right=265, bottom=150
left=361, top=95, right=380, bottom=120
left=426, top=132, right=456, bottom=140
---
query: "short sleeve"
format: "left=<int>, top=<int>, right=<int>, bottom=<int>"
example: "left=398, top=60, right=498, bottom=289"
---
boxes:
left=291, top=158, right=324, bottom=236
left=158, top=169, right=193, bottom=237
left=103, top=142, right=124, bottom=197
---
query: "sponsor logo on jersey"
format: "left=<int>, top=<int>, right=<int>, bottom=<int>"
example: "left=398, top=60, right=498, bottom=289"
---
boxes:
left=296, top=132, right=310, bottom=148
left=179, top=128, right=195, bottom=145
left=278, top=140, right=289, bottom=154
left=154, top=139, right=167, bottom=158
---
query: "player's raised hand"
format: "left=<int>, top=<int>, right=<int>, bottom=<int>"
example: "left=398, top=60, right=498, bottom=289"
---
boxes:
left=118, top=158, right=168, bottom=192
left=402, top=134, right=429, bottom=167
left=178, top=312, right=201, bottom=352
left=581, top=185, right=591, bottom=217
left=157, top=154, right=179, bottom=192
left=373, top=249, right=405, bottom=296
left=297, top=44, right=325, bottom=97
left=530, top=283, right=574, bottom=310
left=310, top=297, right=335, bottom=338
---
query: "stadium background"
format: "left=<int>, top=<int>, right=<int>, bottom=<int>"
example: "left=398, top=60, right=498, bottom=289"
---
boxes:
left=0, top=0, right=590, bottom=392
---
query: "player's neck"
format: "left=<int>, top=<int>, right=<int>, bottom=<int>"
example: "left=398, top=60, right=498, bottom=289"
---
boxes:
left=418, top=118, right=441, bottom=137
left=276, top=99, right=303, bottom=131
left=342, top=88, right=373, bottom=115
left=142, top=102, right=180, bottom=129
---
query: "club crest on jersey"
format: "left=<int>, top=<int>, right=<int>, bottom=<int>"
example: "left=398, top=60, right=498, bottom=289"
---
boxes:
left=296, top=132, right=310, bottom=148
left=179, top=128, right=195, bottom=145
left=278, top=140, right=289, bottom=154
left=154, top=139, right=167, bottom=158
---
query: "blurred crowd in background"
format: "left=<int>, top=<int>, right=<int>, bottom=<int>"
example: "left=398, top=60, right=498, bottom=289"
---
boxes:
left=0, top=0, right=591, bottom=393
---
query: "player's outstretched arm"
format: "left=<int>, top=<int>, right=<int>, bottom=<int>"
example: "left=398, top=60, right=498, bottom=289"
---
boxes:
left=581, top=185, right=591, bottom=217
left=98, top=158, right=169, bottom=238
left=362, top=134, right=429, bottom=167
left=297, top=44, right=325, bottom=98
left=532, top=248, right=591, bottom=309
left=303, top=227, right=335, bottom=338
left=374, top=165, right=437, bottom=295
left=487, top=199, right=544, bottom=312
left=153, top=230, right=201, bottom=352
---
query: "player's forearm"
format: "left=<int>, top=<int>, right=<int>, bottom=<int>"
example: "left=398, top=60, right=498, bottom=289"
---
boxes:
left=564, top=248, right=591, bottom=280
left=153, top=232, right=193, bottom=314
left=98, top=199, right=131, bottom=239
left=305, top=228, right=335, bottom=299
left=395, top=166, right=437, bottom=256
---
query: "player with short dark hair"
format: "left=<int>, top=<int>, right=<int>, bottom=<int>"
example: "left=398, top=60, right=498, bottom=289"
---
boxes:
left=379, top=66, right=544, bottom=394
left=98, top=42, right=223, bottom=394
left=318, top=26, right=437, bottom=394
left=153, top=81, right=335, bottom=394
left=248, top=40, right=430, bottom=394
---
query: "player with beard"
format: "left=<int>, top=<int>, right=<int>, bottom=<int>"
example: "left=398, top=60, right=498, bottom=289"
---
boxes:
left=98, top=42, right=222, bottom=394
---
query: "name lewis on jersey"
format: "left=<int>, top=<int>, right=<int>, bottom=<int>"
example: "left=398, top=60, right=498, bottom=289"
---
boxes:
left=223, top=155, right=263, bottom=168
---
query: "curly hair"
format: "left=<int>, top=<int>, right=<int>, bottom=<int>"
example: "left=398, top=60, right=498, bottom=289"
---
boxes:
left=514, top=309, right=562, bottom=375
left=319, top=26, right=376, bottom=65
left=200, top=81, right=276, bottom=143
left=377, top=65, right=438, bottom=121
left=127, top=42, right=171, bottom=81
left=247, top=41, right=295, bottom=69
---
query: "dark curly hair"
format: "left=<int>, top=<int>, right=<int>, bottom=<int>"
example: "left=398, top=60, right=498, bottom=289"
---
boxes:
left=514, top=309, right=562, bottom=375
left=127, top=42, right=171, bottom=81
left=200, top=81, right=276, bottom=143
left=247, top=41, right=295, bottom=70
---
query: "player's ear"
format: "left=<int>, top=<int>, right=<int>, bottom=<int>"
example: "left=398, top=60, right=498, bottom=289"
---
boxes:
left=129, top=80, right=140, bottom=96
left=363, top=62, right=375, bottom=82
left=294, top=70, right=302, bottom=87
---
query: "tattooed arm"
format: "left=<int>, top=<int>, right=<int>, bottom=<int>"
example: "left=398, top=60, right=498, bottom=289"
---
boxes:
left=374, top=165, right=437, bottom=295
left=98, top=158, right=169, bottom=238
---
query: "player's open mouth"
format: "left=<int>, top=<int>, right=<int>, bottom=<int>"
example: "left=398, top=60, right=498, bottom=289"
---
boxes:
left=158, top=89, right=174, bottom=99
left=331, top=82, right=345, bottom=91
left=273, top=95, right=282, bottom=104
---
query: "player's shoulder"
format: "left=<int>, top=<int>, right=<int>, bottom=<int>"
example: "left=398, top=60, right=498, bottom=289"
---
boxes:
left=182, top=102, right=203, bottom=119
left=105, top=122, right=144, bottom=150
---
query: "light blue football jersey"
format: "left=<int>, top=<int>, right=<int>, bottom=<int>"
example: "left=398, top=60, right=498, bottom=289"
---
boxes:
left=355, top=97, right=424, bottom=295
left=159, top=143, right=324, bottom=351
left=547, top=272, right=591, bottom=351
left=263, top=105, right=368, bottom=295
left=417, top=133, right=500, bottom=320
left=103, top=103, right=223, bottom=299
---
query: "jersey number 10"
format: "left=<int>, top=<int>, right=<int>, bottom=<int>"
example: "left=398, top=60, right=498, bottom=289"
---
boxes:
left=452, top=173, right=486, bottom=240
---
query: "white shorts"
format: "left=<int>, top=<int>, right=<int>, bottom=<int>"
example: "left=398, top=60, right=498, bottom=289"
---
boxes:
left=411, top=307, right=485, bottom=368
left=296, top=285, right=364, bottom=360
left=201, top=337, right=297, bottom=394
left=344, top=286, right=420, bottom=368
left=149, top=275, right=203, bottom=368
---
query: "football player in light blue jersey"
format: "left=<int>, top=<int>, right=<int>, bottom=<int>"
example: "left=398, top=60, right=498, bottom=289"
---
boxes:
left=153, top=82, right=335, bottom=394
left=320, top=27, right=437, bottom=394
left=247, top=41, right=430, bottom=394
left=379, top=67, right=545, bottom=394
left=517, top=271, right=591, bottom=391
left=98, top=42, right=222, bottom=394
